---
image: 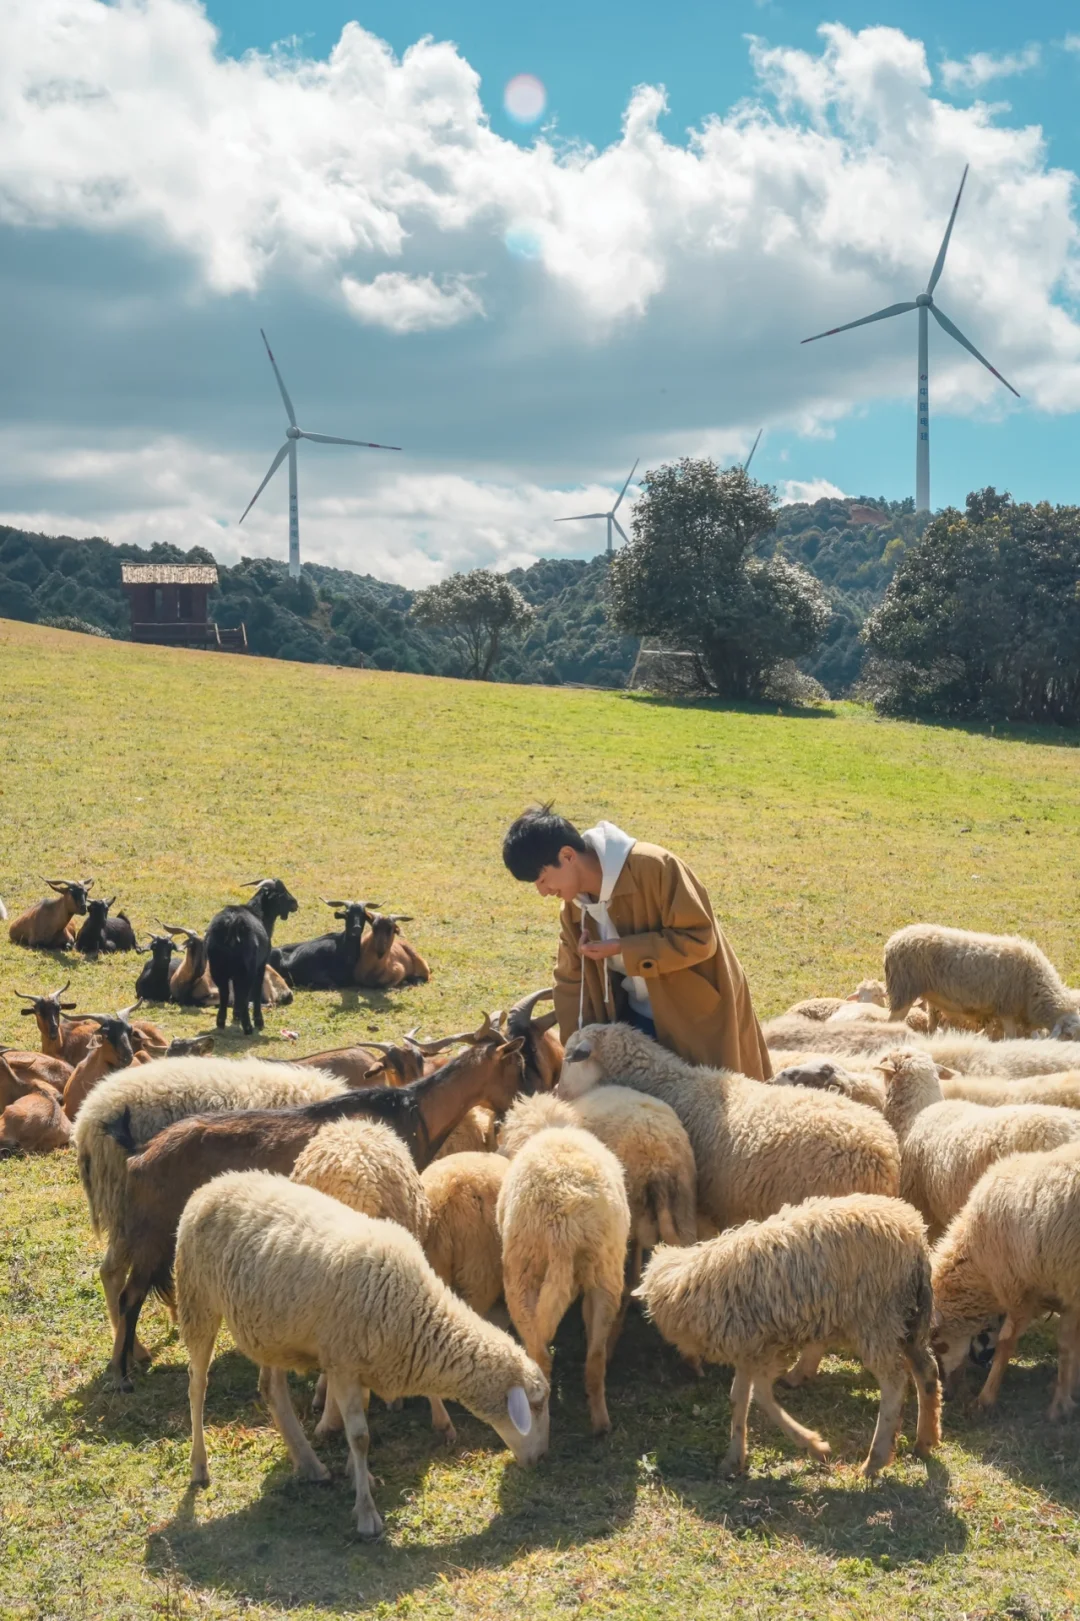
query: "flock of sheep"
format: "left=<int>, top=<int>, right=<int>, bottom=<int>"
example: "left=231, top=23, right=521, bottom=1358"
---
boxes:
left=5, top=906, right=1080, bottom=1542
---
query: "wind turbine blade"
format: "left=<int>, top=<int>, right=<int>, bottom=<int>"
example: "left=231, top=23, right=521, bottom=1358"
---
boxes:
left=801, top=302, right=918, bottom=343
left=744, top=429, right=762, bottom=472
left=299, top=432, right=402, bottom=450
left=238, top=442, right=290, bottom=525
left=926, top=165, right=969, bottom=295
left=260, top=329, right=297, bottom=427
left=612, top=516, right=630, bottom=545
left=555, top=513, right=607, bottom=522
left=931, top=305, right=1020, bottom=397
left=612, top=458, right=639, bottom=512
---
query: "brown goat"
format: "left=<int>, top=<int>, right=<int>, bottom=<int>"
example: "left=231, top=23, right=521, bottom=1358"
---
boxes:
left=354, top=913, right=430, bottom=988
left=293, top=1039, right=425, bottom=1089
left=0, top=1045, right=72, bottom=1099
left=9, top=879, right=94, bottom=948
left=108, top=1038, right=526, bottom=1388
left=63, top=1012, right=141, bottom=1121
left=162, top=922, right=293, bottom=1009
left=0, top=1078, right=74, bottom=1153
left=14, top=981, right=98, bottom=1063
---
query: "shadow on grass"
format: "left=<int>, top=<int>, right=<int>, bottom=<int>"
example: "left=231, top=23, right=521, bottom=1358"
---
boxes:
left=47, top=1347, right=265, bottom=1441
left=620, top=692, right=838, bottom=721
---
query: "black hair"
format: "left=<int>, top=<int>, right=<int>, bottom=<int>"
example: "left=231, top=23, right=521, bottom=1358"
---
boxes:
left=502, top=803, right=586, bottom=882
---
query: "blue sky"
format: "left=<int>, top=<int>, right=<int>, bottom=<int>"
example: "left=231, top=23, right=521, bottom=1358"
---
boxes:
left=2, top=0, right=1079, bottom=583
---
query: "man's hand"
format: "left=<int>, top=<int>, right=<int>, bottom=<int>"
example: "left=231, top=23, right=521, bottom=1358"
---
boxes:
left=580, top=938, right=622, bottom=961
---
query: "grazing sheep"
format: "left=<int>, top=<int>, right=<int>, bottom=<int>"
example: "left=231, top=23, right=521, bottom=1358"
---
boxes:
left=291, top=1119, right=430, bottom=1242
left=176, top=1171, right=550, bottom=1537
left=931, top=1143, right=1080, bottom=1418
left=772, top=1059, right=887, bottom=1113
left=560, top=1023, right=900, bottom=1231
left=1, top=1085, right=74, bottom=1153
left=497, top=1115, right=630, bottom=1434
left=940, top=1072, right=1080, bottom=1109
left=878, top=1049, right=1080, bottom=1238
left=9, top=878, right=93, bottom=948
left=884, top=923, right=1080, bottom=1039
left=635, top=1194, right=940, bottom=1477
left=421, top=1152, right=508, bottom=1316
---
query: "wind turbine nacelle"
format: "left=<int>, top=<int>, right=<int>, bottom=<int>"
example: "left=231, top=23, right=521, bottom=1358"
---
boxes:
left=286, top=425, right=302, bottom=439
left=915, top=293, right=932, bottom=307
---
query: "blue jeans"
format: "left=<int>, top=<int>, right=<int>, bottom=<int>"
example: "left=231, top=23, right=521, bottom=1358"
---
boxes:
left=620, top=1004, right=657, bottom=1040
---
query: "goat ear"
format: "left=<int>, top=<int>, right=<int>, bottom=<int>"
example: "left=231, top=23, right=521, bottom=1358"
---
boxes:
left=506, top=1385, right=532, bottom=1436
left=18, top=1008, right=35, bottom=1016
left=499, top=1036, right=525, bottom=1055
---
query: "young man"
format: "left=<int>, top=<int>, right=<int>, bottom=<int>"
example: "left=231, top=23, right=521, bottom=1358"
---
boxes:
left=502, top=805, right=771, bottom=1081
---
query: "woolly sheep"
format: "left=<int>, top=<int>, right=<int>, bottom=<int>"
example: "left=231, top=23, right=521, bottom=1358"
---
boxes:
left=291, top=1118, right=431, bottom=1242
left=73, top=1056, right=343, bottom=1365
left=920, top=1034, right=1080, bottom=1078
left=560, top=1023, right=900, bottom=1231
left=762, top=1014, right=914, bottom=1055
left=884, top=923, right=1080, bottom=1039
left=940, top=1072, right=1080, bottom=1110
left=497, top=1114, right=630, bottom=1434
left=434, top=1104, right=497, bottom=1158
left=636, top=1194, right=940, bottom=1477
left=772, top=1059, right=886, bottom=1113
left=176, top=1171, right=550, bottom=1538
left=786, top=980, right=887, bottom=1021
left=931, top=1143, right=1080, bottom=1418
left=878, top=1049, right=1080, bottom=1238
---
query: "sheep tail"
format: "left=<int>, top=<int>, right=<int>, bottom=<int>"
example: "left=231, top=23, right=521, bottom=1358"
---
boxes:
left=534, top=1251, right=575, bottom=1336
left=903, top=1249, right=934, bottom=1353
left=102, top=1107, right=137, bottom=1156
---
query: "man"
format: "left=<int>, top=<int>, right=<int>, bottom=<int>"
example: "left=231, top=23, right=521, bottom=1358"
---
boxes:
left=502, top=805, right=771, bottom=1080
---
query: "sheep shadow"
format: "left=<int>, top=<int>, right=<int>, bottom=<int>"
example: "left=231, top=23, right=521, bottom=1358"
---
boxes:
left=621, top=692, right=838, bottom=721
left=46, top=1345, right=265, bottom=1443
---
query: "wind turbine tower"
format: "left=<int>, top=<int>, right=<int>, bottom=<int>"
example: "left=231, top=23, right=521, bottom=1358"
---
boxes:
left=801, top=168, right=1019, bottom=513
left=240, top=330, right=401, bottom=578
left=555, top=459, right=639, bottom=553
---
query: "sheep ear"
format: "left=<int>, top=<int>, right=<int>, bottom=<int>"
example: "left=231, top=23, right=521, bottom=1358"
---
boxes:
left=566, top=1043, right=591, bottom=1063
left=507, top=1385, right=532, bottom=1436
left=936, top=1064, right=956, bottom=1080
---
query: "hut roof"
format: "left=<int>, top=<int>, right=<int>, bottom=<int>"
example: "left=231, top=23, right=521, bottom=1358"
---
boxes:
left=120, top=563, right=218, bottom=586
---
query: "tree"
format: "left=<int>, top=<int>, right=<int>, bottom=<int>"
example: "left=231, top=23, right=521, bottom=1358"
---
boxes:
left=861, top=489, right=1080, bottom=724
left=410, top=569, right=533, bottom=680
left=607, top=458, right=829, bottom=699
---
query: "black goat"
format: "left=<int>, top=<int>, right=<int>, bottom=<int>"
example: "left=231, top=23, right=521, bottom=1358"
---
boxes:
left=274, top=897, right=377, bottom=990
left=205, top=878, right=298, bottom=1036
left=76, top=896, right=138, bottom=955
left=134, top=935, right=178, bottom=1002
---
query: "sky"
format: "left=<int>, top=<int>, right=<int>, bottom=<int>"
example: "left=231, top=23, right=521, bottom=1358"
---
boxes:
left=2, top=0, right=1080, bottom=586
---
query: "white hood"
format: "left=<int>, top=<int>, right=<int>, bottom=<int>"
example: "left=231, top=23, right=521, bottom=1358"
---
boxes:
left=583, top=820, right=636, bottom=903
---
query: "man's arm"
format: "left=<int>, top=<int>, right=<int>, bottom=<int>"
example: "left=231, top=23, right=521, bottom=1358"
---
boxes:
left=617, top=854, right=718, bottom=979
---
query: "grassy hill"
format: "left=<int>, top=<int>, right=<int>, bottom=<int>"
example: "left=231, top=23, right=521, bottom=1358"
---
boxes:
left=2, top=618, right=1080, bottom=1620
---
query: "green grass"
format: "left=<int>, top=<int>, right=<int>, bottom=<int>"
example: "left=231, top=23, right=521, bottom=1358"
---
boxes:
left=2, top=616, right=1080, bottom=1620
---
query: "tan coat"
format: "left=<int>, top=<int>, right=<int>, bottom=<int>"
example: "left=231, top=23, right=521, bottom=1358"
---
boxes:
left=553, top=841, right=771, bottom=1080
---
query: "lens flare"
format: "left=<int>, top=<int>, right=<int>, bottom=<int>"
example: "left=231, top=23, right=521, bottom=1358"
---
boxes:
left=504, top=74, right=546, bottom=125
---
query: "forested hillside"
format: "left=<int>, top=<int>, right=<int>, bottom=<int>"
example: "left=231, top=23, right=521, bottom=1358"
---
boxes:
left=0, top=497, right=923, bottom=693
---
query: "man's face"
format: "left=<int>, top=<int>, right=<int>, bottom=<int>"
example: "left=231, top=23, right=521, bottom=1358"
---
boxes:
left=534, top=846, right=584, bottom=903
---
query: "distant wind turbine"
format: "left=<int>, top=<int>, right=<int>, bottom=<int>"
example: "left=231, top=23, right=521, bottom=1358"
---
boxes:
left=800, top=167, right=1019, bottom=513
left=555, top=460, right=638, bottom=554
left=743, top=430, right=762, bottom=472
left=239, top=329, right=401, bottom=579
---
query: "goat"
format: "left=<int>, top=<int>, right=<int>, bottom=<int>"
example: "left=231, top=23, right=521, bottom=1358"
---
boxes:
left=15, top=982, right=99, bottom=1065
left=75, top=897, right=137, bottom=955
left=63, top=1010, right=141, bottom=1120
left=134, top=934, right=179, bottom=1002
left=355, top=913, right=430, bottom=989
left=0, top=1061, right=74, bottom=1154
left=206, top=878, right=298, bottom=1036
left=108, top=1037, right=527, bottom=1388
left=9, top=878, right=93, bottom=949
left=275, top=898, right=377, bottom=990
left=0, top=1047, right=69, bottom=1106
left=161, top=922, right=291, bottom=1010
left=292, top=1038, right=425, bottom=1089
left=505, top=989, right=562, bottom=1093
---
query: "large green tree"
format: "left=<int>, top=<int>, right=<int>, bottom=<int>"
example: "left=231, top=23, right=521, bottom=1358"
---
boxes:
left=861, top=489, right=1080, bottom=724
left=410, top=568, right=533, bottom=680
left=607, top=458, right=829, bottom=698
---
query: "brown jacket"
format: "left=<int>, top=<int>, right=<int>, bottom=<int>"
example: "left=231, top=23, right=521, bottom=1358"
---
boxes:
left=553, top=840, right=771, bottom=1080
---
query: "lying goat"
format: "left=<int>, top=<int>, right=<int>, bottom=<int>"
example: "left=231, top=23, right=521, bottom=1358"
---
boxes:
left=76, top=897, right=137, bottom=955
left=275, top=898, right=377, bottom=990
left=355, top=913, right=430, bottom=989
left=9, top=878, right=93, bottom=949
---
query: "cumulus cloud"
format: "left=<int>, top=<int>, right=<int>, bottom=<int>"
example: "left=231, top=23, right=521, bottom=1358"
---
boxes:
left=940, top=44, right=1042, bottom=92
left=1, top=6, right=1079, bottom=576
left=779, top=478, right=848, bottom=505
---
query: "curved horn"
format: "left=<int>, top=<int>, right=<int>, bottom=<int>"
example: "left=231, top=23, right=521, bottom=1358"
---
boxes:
left=158, top=918, right=199, bottom=940
left=42, top=877, right=70, bottom=892
left=13, top=989, right=40, bottom=1003
left=319, top=896, right=350, bottom=909
left=50, top=981, right=72, bottom=1001
left=533, top=1009, right=559, bottom=1034
left=117, top=1000, right=142, bottom=1022
left=241, top=878, right=268, bottom=888
left=83, top=878, right=95, bottom=891
left=505, top=987, right=556, bottom=1036
left=386, top=914, right=414, bottom=924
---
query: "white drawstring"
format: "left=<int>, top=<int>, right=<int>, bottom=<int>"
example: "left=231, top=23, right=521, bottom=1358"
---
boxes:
left=578, top=910, right=612, bottom=1031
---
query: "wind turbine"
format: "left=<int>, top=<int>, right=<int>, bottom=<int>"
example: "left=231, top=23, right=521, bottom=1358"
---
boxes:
left=239, top=329, right=401, bottom=578
left=555, top=459, right=638, bottom=554
left=801, top=167, right=1019, bottom=513
left=743, top=430, right=762, bottom=472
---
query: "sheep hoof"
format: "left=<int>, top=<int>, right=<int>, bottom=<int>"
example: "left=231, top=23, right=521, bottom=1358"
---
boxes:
left=717, top=1451, right=746, bottom=1479
left=1048, top=1396, right=1074, bottom=1422
left=356, top=1508, right=384, bottom=1541
left=809, top=1440, right=832, bottom=1464
left=296, top=1460, right=331, bottom=1484
left=437, top=1424, right=458, bottom=1449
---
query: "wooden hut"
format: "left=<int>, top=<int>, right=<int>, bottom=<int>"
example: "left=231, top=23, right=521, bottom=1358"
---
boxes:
left=119, top=564, right=246, bottom=650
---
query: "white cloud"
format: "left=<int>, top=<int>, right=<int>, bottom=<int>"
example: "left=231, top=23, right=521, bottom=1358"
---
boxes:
left=940, top=44, right=1042, bottom=92
left=779, top=478, right=848, bottom=505
left=341, top=271, right=483, bottom=332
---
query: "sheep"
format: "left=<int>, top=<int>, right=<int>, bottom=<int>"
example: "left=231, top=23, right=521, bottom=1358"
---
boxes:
left=920, top=1034, right=1080, bottom=1078
left=421, top=1152, right=508, bottom=1317
left=930, top=1143, right=1080, bottom=1418
left=1, top=1083, right=74, bottom=1154
left=8, top=877, right=93, bottom=948
left=354, top=913, right=430, bottom=988
left=62, top=1010, right=142, bottom=1120
left=786, top=979, right=888, bottom=1020
left=109, top=1039, right=527, bottom=1388
left=772, top=1059, right=887, bottom=1113
left=635, top=1194, right=940, bottom=1477
left=291, top=1119, right=431, bottom=1242
left=826, top=1001, right=894, bottom=1025
left=940, top=1072, right=1080, bottom=1109
left=884, top=923, right=1080, bottom=1039
left=176, top=1171, right=550, bottom=1537
left=560, top=1023, right=900, bottom=1232
left=877, top=1048, right=1080, bottom=1238
left=762, top=1014, right=914, bottom=1055
left=205, top=877, right=298, bottom=1036
left=275, top=898, right=376, bottom=989
left=72, top=1056, right=346, bottom=1370
left=75, top=896, right=137, bottom=955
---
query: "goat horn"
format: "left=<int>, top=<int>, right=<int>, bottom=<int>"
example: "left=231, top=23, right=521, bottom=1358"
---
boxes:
left=158, top=919, right=198, bottom=939
left=533, top=1009, right=559, bottom=1034
left=50, top=981, right=72, bottom=1000
left=241, top=878, right=268, bottom=887
left=13, top=990, right=39, bottom=1002
left=386, top=914, right=414, bottom=924
left=118, top=1000, right=143, bottom=1021
left=320, top=896, right=349, bottom=909
left=84, top=878, right=95, bottom=890
left=408, top=1029, right=476, bottom=1054
left=42, top=876, right=69, bottom=892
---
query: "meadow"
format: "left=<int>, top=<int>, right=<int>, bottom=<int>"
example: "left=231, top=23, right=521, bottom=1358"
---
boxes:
left=2, top=616, right=1080, bottom=1620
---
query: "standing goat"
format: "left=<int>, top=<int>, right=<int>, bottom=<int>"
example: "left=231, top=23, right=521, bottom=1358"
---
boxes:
left=205, top=878, right=298, bottom=1035
left=9, top=878, right=93, bottom=948
left=355, top=913, right=430, bottom=989
left=75, top=897, right=138, bottom=955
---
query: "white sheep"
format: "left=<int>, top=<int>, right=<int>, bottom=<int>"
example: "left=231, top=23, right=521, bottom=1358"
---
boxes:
left=635, top=1194, right=941, bottom=1477
left=175, top=1170, right=550, bottom=1538
left=434, top=1104, right=497, bottom=1158
left=291, top=1118, right=431, bottom=1242
left=786, top=979, right=887, bottom=1020
left=931, top=1143, right=1080, bottom=1418
left=763, top=1014, right=914, bottom=1055
left=940, top=1072, right=1080, bottom=1110
left=496, top=1107, right=630, bottom=1435
left=878, top=1049, right=1080, bottom=1238
left=73, top=1056, right=343, bottom=1364
left=920, top=1034, right=1080, bottom=1078
left=772, top=1059, right=886, bottom=1113
left=884, top=923, right=1080, bottom=1039
left=559, top=1023, right=900, bottom=1232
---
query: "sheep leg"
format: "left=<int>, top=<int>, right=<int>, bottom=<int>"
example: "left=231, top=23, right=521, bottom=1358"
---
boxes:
left=718, top=1367, right=753, bottom=1477
left=861, top=1362, right=908, bottom=1477
left=311, top=1370, right=327, bottom=1416
left=313, top=1377, right=344, bottom=1439
left=752, top=1372, right=831, bottom=1464
left=428, top=1397, right=457, bottom=1446
left=582, top=1285, right=618, bottom=1435
left=1048, top=1307, right=1080, bottom=1421
left=100, top=1246, right=152, bottom=1368
left=781, top=1343, right=825, bottom=1388
left=904, top=1343, right=942, bottom=1455
left=976, top=1309, right=1032, bottom=1410
left=338, top=1380, right=384, bottom=1540
left=259, top=1365, right=329, bottom=1482
left=186, top=1314, right=221, bottom=1488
